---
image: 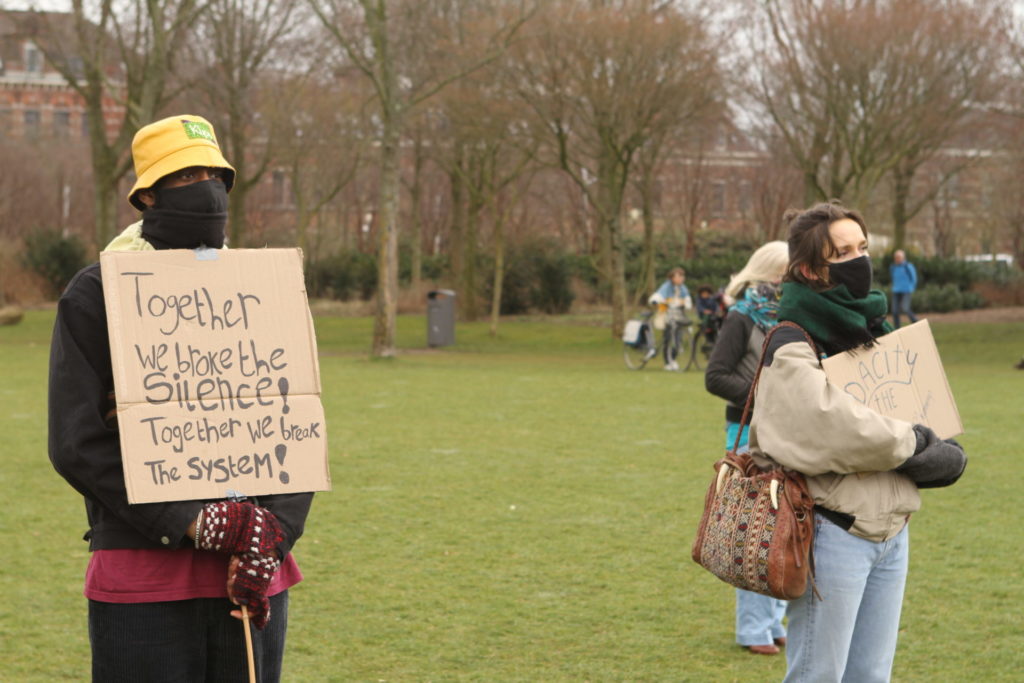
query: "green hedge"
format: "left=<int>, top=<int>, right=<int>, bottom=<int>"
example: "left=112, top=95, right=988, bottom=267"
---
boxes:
left=877, top=252, right=1021, bottom=311
left=483, top=240, right=575, bottom=315
left=876, top=252, right=1020, bottom=290
left=304, top=239, right=1018, bottom=314
left=307, top=250, right=377, bottom=301
left=22, top=229, right=88, bottom=297
left=880, top=283, right=985, bottom=313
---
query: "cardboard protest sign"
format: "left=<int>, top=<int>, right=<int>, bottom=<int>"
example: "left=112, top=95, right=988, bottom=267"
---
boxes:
left=822, top=319, right=962, bottom=439
left=100, top=248, right=331, bottom=504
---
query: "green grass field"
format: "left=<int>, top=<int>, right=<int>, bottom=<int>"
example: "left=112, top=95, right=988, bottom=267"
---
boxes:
left=2, top=309, right=1022, bottom=681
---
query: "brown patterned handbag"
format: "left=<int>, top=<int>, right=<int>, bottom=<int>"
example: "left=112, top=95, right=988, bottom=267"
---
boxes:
left=691, top=322, right=820, bottom=600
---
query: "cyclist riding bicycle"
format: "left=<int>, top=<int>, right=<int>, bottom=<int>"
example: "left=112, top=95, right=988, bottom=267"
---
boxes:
left=648, top=267, right=693, bottom=371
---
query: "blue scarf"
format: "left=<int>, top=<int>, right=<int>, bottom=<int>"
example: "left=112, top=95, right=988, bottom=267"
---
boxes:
left=730, top=283, right=780, bottom=332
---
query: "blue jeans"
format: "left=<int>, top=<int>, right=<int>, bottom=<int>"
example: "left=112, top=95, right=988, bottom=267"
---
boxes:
left=783, top=516, right=909, bottom=683
left=89, top=592, right=289, bottom=682
left=726, top=422, right=787, bottom=646
left=736, top=589, right=787, bottom=646
left=891, top=292, right=917, bottom=329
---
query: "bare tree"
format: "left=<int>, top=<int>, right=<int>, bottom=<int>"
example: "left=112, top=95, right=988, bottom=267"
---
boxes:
left=430, top=66, right=538, bottom=322
left=659, top=132, right=712, bottom=263
left=13, top=2, right=203, bottom=246
left=513, top=0, right=721, bottom=336
left=307, top=0, right=531, bottom=357
left=747, top=134, right=803, bottom=241
left=188, top=0, right=302, bottom=246
left=753, top=0, right=1007, bottom=248
left=261, top=66, right=367, bottom=258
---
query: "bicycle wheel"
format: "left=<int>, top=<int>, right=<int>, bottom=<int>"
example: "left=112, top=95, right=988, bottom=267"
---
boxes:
left=679, top=324, right=699, bottom=371
left=684, top=325, right=704, bottom=371
left=624, top=324, right=656, bottom=370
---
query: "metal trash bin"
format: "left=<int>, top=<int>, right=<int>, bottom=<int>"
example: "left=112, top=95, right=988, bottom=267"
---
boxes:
left=427, top=289, right=456, bottom=347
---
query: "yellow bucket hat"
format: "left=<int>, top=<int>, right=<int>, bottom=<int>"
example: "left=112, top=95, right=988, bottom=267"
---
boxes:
left=127, top=114, right=235, bottom=210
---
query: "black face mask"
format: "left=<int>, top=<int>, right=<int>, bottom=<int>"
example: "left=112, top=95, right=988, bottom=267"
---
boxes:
left=828, top=255, right=873, bottom=299
left=141, top=179, right=228, bottom=250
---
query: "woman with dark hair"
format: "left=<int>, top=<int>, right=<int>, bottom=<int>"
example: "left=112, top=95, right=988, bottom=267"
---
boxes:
left=748, top=201, right=967, bottom=682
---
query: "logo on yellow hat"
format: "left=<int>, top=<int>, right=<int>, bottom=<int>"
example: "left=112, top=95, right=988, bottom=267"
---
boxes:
left=182, top=120, right=215, bottom=142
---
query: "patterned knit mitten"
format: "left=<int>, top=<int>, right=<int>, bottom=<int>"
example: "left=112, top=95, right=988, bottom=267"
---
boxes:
left=197, top=501, right=283, bottom=555
left=232, top=551, right=281, bottom=630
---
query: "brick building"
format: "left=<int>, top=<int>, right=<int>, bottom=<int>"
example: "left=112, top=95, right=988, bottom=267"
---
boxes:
left=0, top=11, right=122, bottom=143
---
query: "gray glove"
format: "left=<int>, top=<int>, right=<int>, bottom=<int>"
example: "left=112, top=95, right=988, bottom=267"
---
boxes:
left=895, top=425, right=967, bottom=489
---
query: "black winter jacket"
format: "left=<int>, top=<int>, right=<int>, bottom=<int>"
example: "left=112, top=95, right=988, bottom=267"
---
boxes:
left=703, top=311, right=764, bottom=424
left=48, top=262, right=313, bottom=555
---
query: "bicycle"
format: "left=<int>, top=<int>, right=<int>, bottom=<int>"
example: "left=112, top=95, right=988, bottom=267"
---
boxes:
left=623, top=310, right=694, bottom=371
left=681, top=313, right=722, bottom=371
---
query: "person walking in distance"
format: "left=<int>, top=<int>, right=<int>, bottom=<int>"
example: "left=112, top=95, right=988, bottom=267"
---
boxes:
left=889, top=249, right=918, bottom=329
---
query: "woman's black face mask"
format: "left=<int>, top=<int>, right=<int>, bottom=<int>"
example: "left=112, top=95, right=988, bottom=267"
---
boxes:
left=828, top=255, right=873, bottom=299
left=141, top=179, right=228, bottom=250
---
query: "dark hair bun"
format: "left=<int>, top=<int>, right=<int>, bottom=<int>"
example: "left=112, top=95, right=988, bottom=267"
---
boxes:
left=782, top=208, right=801, bottom=223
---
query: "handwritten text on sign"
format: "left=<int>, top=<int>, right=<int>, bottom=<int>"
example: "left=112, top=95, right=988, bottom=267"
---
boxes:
left=822, top=320, right=962, bottom=440
left=101, top=249, right=331, bottom=504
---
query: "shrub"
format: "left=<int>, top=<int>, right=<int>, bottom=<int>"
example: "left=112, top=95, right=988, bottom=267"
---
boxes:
left=398, top=243, right=448, bottom=284
left=878, top=253, right=1024, bottom=311
left=485, top=240, right=576, bottom=315
left=911, top=284, right=962, bottom=313
left=306, top=250, right=377, bottom=301
left=581, top=230, right=759, bottom=305
left=531, top=250, right=575, bottom=314
left=21, top=229, right=88, bottom=298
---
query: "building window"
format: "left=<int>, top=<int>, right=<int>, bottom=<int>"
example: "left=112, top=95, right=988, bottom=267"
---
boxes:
left=55, top=110, right=71, bottom=138
left=711, top=181, right=726, bottom=218
left=272, top=170, right=287, bottom=206
left=24, top=109, right=41, bottom=138
left=738, top=180, right=752, bottom=214
left=24, top=43, right=42, bottom=73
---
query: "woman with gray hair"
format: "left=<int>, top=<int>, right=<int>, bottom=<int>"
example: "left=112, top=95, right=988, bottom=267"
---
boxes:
left=704, top=240, right=790, bottom=655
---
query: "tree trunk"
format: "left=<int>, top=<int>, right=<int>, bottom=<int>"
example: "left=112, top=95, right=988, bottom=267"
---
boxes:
left=489, top=198, right=506, bottom=337
left=803, top=172, right=822, bottom=208
left=409, top=142, right=424, bottom=291
left=461, top=194, right=483, bottom=321
left=227, top=106, right=249, bottom=246
left=448, top=150, right=467, bottom=309
left=640, top=180, right=656, bottom=305
left=94, top=181, right=119, bottom=250
left=597, top=154, right=628, bottom=338
left=88, top=115, right=122, bottom=247
left=891, top=168, right=912, bottom=251
left=372, top=124, right=401, bottom=357
left=607, top=211, right=628, bottom=338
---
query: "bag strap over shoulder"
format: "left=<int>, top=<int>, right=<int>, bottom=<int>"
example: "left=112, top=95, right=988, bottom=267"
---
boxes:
left=729, top=321, right=821, bottom=454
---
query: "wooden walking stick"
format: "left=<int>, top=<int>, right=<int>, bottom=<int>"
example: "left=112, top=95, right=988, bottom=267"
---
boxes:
left=224, top=490, right=258, bottom=683
left=242, top=605, right=256, bottom=683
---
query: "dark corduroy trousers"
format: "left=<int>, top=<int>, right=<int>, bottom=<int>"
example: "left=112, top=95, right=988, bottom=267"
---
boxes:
left=88, top=592, right=288, bottom=683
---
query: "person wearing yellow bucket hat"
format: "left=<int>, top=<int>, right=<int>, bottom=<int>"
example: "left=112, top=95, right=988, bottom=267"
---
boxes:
left=104, top=114, right=237, bottom=251
left=48, top=115, right=313, bottom=682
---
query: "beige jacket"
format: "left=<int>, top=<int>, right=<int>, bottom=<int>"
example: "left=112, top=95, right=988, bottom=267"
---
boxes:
left=749, top=338, right=919, bottom=542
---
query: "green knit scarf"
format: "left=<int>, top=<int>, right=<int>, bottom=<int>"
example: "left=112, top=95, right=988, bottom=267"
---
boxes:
left=778, top=281, right=892, bottom=355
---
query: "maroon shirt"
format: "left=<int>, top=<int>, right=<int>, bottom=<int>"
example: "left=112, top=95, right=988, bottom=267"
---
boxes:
left=85, top=548, right=302, bottom=603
